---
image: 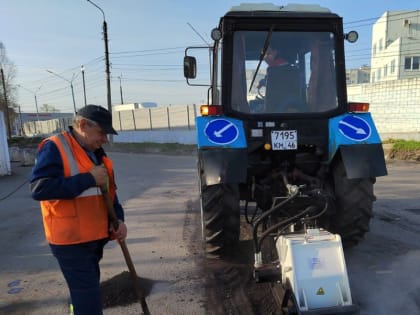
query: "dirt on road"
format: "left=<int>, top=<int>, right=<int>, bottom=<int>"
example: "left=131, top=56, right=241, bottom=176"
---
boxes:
left=1, top=151, right=420, bottom=315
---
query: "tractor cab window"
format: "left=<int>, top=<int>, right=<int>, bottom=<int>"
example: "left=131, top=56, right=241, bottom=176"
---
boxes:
left=230, top=31, right=338, bottom=114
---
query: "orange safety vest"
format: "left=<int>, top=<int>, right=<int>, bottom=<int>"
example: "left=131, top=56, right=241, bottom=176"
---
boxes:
left=38, top=131, right=116, bottom=245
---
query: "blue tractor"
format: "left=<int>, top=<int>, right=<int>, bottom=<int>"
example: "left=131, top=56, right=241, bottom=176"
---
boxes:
left=184, top=3, right=387, bottom=294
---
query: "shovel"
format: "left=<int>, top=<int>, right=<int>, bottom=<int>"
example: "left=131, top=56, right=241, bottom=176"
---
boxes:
left=101, top=186, right=151, bottom=315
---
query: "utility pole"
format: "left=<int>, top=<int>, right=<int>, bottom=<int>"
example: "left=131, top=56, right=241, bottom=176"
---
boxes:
left=0, top=68, right=11, bottom=139
left=118, top=74, right=124, bottom=104
left=104, top=19, right=112, bottom=115
left=18, top=105, right=23, bottom=136
left=81, top=65, right=87, bottom=106
left=87, top=0, right=113, bottom=142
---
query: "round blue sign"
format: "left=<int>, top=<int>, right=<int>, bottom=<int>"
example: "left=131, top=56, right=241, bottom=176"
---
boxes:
left=338, top=115, right=371, bottom=141
left=204, top=119, right=239, bottom=145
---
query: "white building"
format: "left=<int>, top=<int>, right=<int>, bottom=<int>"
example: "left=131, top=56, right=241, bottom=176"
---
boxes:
left=371, top=10, right=420, bottom=82
left=113, top=102, right=158, bottom=111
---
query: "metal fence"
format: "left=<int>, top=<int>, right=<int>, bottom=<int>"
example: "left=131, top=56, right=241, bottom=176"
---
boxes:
left=21, top=104, right=198, bottom=136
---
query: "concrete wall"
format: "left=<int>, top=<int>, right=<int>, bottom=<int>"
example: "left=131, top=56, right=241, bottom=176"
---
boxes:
left=116, top=79, right=420, bottom=143
left=114, top=129, right=196, bottom=145
left=112, top=105, right=197, bottom=131
left=347, top=77, right=420, bottom=140
left=20, top=84, right=420, bottom=144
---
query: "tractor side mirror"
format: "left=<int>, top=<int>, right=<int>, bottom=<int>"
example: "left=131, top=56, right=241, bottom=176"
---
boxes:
left=184, top=56, right=197, bottom=79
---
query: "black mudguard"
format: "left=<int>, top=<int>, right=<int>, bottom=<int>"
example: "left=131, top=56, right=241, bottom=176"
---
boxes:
left=199, top=148, right=248, bottom=186
left=339, top=143, right=388, bottom=179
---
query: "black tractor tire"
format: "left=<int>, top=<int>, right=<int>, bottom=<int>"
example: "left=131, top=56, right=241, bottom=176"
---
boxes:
left=200, top=183, right=240, bottom=259
left=329, top=158, right=376, bottom=247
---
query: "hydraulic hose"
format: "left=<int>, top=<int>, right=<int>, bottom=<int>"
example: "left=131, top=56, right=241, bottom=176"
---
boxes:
left=252, top=189, right=299, bottom=253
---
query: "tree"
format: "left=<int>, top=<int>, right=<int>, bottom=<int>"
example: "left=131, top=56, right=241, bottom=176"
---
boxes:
left=40, top=103, right=60, bottom=113
left=0, top=41, right=18, bottom=137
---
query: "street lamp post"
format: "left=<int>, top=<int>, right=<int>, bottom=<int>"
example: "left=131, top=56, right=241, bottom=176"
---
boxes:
left=87, top=0, right=113, bottom=142
left=46, top=70, right=77, bottom=114
left=17, top=84, right=41, bottom=133
left=81, top=65, right=87, bottom=107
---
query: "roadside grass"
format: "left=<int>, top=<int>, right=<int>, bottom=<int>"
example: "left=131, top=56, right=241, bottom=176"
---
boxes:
left=384, top=139, right=420, bottom=161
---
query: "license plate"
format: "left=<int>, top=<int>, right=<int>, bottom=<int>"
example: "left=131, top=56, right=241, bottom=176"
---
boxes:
left=271, top=130, right=297, bottom=150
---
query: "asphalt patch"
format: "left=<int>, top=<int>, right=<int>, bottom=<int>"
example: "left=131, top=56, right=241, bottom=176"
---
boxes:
left=101, top=271, right=154, bottom=308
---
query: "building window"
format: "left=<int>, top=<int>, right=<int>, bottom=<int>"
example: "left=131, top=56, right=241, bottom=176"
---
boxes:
left=372, top=44, right=376, bottom=56
left=404, top=56, right=420, bottom=70
left=377, top=68, right=381, bottom=80
left=379, top=38, right=383, bottom=51
left=413, top=57, right=419, bottom=70
left=371, top=72, right=375, bottom=83
left=405, top=57, right=412, bottom=70
left=384, top=64, right=388, bottom=77
left=390, top=60, right=395, bottom=73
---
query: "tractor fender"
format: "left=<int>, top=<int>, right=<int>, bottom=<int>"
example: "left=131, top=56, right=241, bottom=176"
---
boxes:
left=199, top=149, right=248, bottom=186
left=328, top=113, right=387, bottom=179
left=195, top=116, right=248, bottom=186
left=336, top=143, right=387, bottom=179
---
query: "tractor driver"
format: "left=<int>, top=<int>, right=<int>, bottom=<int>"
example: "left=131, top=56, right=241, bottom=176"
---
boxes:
left=257, top=45, right=289, bottom=90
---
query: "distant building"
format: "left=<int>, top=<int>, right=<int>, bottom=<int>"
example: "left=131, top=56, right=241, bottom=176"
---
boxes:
left=346, top=66, right=370, bottom=85
left=113, top=103, right=140, bottom=111
left=371, top=10, right=420, bottom=82
left=113, top=102, right=158, bottom=111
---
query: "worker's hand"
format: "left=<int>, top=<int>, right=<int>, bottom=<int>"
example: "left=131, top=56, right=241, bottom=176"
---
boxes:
left=110, top=221, right=127, bottom=242
left=89, top=165, right=108, bottom=187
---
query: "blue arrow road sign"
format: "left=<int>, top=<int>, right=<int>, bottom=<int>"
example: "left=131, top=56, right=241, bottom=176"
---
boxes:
left=204, top=118, right=239, bottom=145
left=338, top=115, right=371, bottom=141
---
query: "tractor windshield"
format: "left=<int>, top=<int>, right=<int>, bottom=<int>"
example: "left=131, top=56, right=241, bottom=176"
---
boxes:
left=230, top=30, right=338, bottom=114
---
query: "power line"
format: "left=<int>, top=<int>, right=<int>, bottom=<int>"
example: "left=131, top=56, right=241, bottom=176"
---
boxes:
left=15, top=11, right=420, bottom=112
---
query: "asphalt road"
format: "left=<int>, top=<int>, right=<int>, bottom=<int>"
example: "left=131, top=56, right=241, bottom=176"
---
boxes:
left=345, top=160, right=420, bottom=315
left=0, top=152, right=205, bottom=315
left=0, top=154, right=419, bottom=314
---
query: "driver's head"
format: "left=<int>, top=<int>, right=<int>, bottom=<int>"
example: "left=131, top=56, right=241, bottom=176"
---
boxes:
left=264, top=46, right=286, bottom=66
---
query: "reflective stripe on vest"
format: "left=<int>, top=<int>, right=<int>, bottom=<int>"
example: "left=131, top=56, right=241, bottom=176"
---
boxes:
left=39, top=132, right=111, bottom=245
left=55, top=133, right=102, bottom=199
left=56, top=133, right=79, bottom=176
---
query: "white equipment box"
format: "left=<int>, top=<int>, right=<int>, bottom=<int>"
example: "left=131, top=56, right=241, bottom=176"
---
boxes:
left=276, top=228, right=356, bottom=312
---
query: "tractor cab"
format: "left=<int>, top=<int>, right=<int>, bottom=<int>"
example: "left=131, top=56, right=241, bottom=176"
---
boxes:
left=184, top=3, right=358, bottom=120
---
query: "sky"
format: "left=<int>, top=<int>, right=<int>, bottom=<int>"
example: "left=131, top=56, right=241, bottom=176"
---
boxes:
left=1, top=0, right=419, bottom=113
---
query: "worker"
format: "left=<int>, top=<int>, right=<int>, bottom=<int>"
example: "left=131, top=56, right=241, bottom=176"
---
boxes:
left=29, top=104, right=127, bottom=315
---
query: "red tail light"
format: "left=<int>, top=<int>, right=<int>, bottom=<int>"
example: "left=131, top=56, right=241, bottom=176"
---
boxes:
left=200, top=105, right=223, bottom=116
left=348, top=102, right=369, bottom=112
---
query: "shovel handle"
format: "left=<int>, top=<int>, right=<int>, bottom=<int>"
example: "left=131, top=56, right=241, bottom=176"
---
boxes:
left=100, top=186, right=151, bottom=315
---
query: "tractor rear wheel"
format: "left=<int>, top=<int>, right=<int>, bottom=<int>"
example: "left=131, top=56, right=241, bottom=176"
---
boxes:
left=329, top=158, right=376, bottom=247
left=200, top=183, right=240, bottom=258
